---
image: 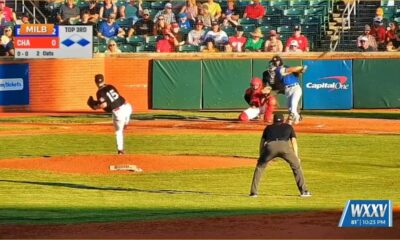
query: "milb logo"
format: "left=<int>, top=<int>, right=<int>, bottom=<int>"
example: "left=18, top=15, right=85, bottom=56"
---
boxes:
left=339, top=200, right=393, bottom=227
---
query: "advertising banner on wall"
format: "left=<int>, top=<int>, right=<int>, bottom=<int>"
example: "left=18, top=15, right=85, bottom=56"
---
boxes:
left=303, top=60, right=352, bottom=109
left=0, top=64, right=29, bottom=106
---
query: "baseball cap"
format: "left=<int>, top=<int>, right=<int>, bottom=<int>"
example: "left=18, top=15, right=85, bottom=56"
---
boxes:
left=178, top=13, right=187, bottom=18
left=95, top=74, right=104, bottom=84
left=294, top=25, right=301, bottom=31
left=273, top=113, right=284, bottom=123
left=165, top=2, right=172, bottom=8
left=143, top=9, right=150, bottom=15
left=290, top=40, right=299, bottom=47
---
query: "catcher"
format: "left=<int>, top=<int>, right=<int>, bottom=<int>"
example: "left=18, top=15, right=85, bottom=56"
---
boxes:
left=238, top=77, right=277, bottom=123
left=87, top=74, right=132, bottom=155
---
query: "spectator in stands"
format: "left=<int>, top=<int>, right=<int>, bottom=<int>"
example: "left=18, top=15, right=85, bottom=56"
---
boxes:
left=57, top=0, right=80, bottom=25
left=15, top=14, right=30, bottom=25
left=0, top=35, right=9, bottom=56
left=285, top=25, right=309, bottom=52
left=119, top=0, right=143, bottom=23
left=2, top=26, right=13, bottom=56
left=243, top=0, right=265, bottom=21
left=105, top=39, right=121, bottom=54
left=177, top=13, right=194, bottom=30
left=387, top=30, right=400, bottom=51
left=80, top=0, right=100, bottom=23
left=187, top=19, right=206, bottom=47
left=171, top=22, right=185, bottom=46
left=264, top=30, right=283, bottom=52
left=0, top=0, right=16, bottom=24
left=205, top=0, right=222, bottom=20
left=99, top=0, right=117, bottom=20
left=77, top=10, right=97, bottom=36
left=374, top=7, right=388, bottom=27
left=226, top=25, right=246, bottom=52
left=221, top=0, right=239, bottom=27
left=245, top=27, right=264, bottom=52
left=197, top=3, right=213, bottom=28
left=202, top=37, right=219, bottom=52
left=154, top=3, right=176, bottom=25
left=153, top=14, right=170, bottom=36
left=204, top=20, right=228, bottom=50
left=286, top=40, right=302, bottom=52
left=98, top=13, right=125, bottom=40
left=357, top=24, right=377, bottom=50
left=358, top=36, right=376, bottom=52
left=386, top=21, right=398, bottom=43
left=179, top=0, right=198, bottom=21
left=127, top=8, right=154, bottom=37
left=156, top=30, right=176, bottom=52
left=370, top=17, right=387, bottom=51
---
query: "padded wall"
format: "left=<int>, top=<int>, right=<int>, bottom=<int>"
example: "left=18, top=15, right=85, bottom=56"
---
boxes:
left=152, top=60, right=202, bottom=109
left=202, top=60, right=252, bottom=109
left=353, top=59, right=400, bottom=108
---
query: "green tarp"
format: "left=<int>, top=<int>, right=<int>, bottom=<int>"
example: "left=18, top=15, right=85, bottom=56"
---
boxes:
left=353, top=60, right=400, bottom=108
left=152, top=60, right=202, bottom=109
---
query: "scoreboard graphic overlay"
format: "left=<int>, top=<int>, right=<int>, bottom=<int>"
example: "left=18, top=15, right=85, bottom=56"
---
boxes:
left=14, top=24, right=93, bottom=58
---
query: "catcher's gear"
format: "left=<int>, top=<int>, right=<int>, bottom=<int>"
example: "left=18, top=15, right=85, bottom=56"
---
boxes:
left=261, top=86, right=272, bottom=95
left=250, top=77, right=263, bottom=88
left=87, top=96, right=98, bottom=110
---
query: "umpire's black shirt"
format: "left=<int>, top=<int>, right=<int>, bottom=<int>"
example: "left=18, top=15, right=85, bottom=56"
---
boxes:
left=262, top=123, right=296, bottom=142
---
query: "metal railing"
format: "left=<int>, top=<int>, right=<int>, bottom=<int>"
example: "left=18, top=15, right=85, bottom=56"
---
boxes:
left=21, top=0, right=47, bottom=24
left=330, top=0, right=359, bottom=51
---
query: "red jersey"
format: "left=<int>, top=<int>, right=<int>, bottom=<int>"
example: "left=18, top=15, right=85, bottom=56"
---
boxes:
left=1, top=6, right=15, bottom=21
left=245, top=87, right=265, bottom=107
left=285, top=35, right=309, bottom=51
left=244, top=4, right=265, bottom=19
left=156, top=39, right=175, bottom=52
left=370, top=26, right=386, bottom=43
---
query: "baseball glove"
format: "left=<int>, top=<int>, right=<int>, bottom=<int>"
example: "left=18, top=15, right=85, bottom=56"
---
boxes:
left=87, top=96, right=98, bottom=110
left=261, top=86, right=272, bottom=95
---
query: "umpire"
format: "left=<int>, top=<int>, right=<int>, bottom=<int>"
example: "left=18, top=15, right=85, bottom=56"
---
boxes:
left=250, top=113, right=311, bottom=197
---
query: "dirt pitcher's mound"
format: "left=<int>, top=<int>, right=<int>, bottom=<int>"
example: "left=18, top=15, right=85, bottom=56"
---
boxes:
left=0, top=155, right=256, bottom=175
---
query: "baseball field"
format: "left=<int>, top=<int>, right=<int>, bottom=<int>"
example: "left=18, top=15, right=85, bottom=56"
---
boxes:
left=0, top=110, right=399, bottom=239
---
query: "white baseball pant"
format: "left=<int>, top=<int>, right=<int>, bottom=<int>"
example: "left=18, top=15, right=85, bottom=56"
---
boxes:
left=112, top=103, right=132, bottom=151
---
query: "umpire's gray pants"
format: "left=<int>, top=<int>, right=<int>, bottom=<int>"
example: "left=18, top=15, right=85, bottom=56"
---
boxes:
left=250, top=141, right=308, bottom=195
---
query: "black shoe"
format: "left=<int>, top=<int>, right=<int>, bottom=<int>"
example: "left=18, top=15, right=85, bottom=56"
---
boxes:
left=117, top=150, right=125, bottom=155
left=249, top=193, right=258, bottom=198
left=299, top=191, right=312, bottom=197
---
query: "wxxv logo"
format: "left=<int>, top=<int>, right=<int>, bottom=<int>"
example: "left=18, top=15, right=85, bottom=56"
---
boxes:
left=339, top=200, right=393, bottom=227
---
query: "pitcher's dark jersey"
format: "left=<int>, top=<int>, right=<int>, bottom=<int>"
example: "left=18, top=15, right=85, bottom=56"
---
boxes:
left=96, top=84, right=126, bottom=113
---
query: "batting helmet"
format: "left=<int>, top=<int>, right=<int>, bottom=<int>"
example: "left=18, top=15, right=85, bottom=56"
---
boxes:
left=95, top=74, right=105, bottom=85
left=250, top=77, right=262, bottom=87
left=270, top=55, right=283, bottom=67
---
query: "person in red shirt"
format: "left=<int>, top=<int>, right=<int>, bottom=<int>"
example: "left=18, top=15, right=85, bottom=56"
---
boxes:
left=285, top=25, right=309, bottom=52
left=370, top=17, right=387, bottom=50
left=156, top=30, right=176, bottom=52
left=226, top=25, right=247, bottom=52
left=243, top=0, right=265, bottom=20
left=0, top=0, right=16, bottom=23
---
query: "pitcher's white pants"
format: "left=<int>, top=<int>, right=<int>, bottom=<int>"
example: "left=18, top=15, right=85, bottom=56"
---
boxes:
left=112, top=103, right=132, bottom=151
left=285, top=84, right=302, bottom=123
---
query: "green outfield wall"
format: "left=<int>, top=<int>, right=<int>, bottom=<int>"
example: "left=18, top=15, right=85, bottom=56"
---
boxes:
left=353, top=59, right=400, bottom=108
